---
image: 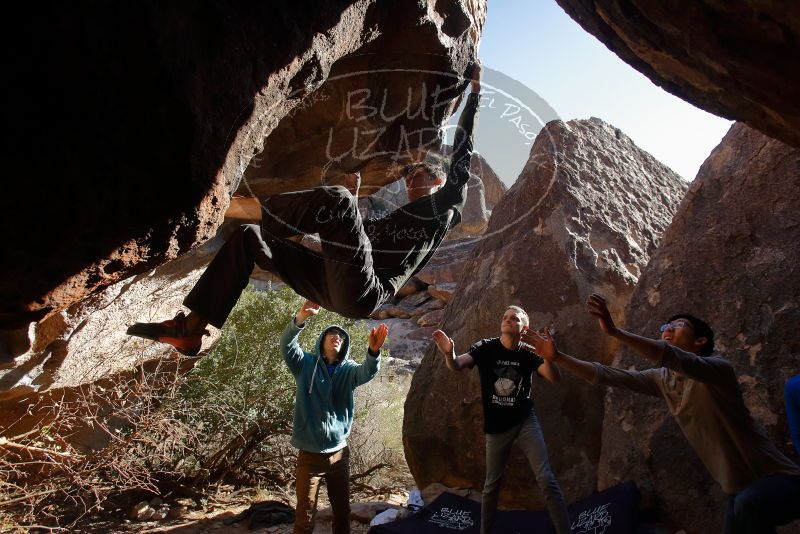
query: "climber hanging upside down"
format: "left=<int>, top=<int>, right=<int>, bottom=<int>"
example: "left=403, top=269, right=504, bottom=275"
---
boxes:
left=126, top=62, right=482, bottom=355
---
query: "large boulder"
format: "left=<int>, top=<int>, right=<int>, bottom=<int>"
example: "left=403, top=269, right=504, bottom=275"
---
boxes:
left=472, top=152, right=508, bottom=208
left=597, top=123, right=800, bottom=532
left=555, top=1, right=800, bottom=148
left=241, top=1, right=489, bottom=196
left=0, top=231, right=227, bottom=401
left=415, top=238, right=477, bottom=286
left=3, top=0, right=485, bottom=332
left=403, top=117, right=687, bottom=508
left=442, top=147, right=509, bottom=237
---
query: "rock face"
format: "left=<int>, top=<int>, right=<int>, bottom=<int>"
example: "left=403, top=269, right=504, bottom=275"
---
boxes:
left=403, top=118, right=687, bottom=508
left=440, top=148, right=509, bottom=237
left=366, top=237, right=477, bottom=366
left=555, top=1, right=800, bottom=148
left=597, top=123, right=800, bottom=532
left=3, top=0, right=485, bottom=332
left=415, top=238, right=477, bottom=286
left=472, top=153, right=508, bottom=208
left=0, top=231, right=226, bottom=401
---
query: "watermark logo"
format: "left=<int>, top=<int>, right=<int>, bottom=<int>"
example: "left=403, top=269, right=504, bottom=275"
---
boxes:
left=572, top=502, right=612, bottom=534
left=429, top=506, right=475, bottom=530
left=238, top=55, right=561, bottom=264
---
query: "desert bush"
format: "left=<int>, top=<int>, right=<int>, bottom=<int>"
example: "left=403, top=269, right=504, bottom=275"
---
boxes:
left=0, top=355, right=199, bottom=529
left=348, top=369, right=413, bottom=495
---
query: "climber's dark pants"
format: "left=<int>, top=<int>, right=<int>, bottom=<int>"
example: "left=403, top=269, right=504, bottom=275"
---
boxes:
left=184, top=186, right=391, bottom=327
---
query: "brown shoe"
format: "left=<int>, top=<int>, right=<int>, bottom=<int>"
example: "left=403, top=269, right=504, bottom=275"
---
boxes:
left=126, top=311, right=208, bottom=356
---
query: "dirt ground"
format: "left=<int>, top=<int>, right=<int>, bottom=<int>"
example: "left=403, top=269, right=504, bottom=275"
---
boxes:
left=104, top=488, right=409, bottom=534
left=125, top=506, right=373, bottom=534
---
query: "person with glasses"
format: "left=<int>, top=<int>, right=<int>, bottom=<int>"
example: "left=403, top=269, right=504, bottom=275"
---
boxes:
left=522, top=294, right=800, bottom=534
left=282, top=300, right=388, bottom=534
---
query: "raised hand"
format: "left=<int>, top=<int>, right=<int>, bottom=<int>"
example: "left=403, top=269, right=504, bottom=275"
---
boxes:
left=369, top=323, right=389, bottom=353
left=587, top=294, right=618, bottom=336
left=296, top=300, right=321, bottom=324
left=519, top=327, right=539, bottom=353
left=432, top=329, right=455, bottom=357
left=525, top=328, right=558, bottom=362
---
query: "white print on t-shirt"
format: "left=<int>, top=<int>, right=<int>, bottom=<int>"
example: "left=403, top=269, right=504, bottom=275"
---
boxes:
left=492, top=366, right=522, bottom=405
left=491, top=393, right=516, bottom=406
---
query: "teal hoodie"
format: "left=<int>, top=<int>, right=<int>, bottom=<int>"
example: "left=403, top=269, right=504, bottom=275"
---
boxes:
left=281, top=319, right=380, bottom=453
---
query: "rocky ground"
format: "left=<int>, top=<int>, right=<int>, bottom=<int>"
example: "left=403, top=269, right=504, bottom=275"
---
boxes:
left=115, top=497, right=383, bottom=534
left=90, top=484, right=477, bottom=533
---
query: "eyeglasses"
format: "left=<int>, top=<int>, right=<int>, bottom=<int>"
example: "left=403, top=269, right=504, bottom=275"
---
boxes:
left=659, top=320, right=694, bottom=332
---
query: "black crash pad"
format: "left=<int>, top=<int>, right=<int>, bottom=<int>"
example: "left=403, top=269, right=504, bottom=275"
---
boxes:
left=370, top=481, right=638, bottom=533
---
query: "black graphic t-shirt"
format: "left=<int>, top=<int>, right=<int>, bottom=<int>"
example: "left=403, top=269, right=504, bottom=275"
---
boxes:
left=469, top=338, right=544, bottom=434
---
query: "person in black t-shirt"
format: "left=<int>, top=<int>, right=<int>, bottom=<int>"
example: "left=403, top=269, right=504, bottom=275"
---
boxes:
left=126, top=63, right=482, bottom=357
left=433, top=306, right=570, bottom=534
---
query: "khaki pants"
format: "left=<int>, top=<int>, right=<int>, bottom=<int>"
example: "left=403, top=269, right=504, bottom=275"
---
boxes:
left=294, top=447, right=350, bottom=534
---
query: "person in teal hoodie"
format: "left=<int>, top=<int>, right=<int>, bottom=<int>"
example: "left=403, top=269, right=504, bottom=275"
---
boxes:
left=282, top=299, right=388, bottom=534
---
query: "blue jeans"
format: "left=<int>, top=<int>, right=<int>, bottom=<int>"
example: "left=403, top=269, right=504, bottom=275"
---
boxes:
left=482, top=408, right=570, bottom=534
left=786, top=375, right=800, bottom=455
left=723, top=473, right=800, bottom=533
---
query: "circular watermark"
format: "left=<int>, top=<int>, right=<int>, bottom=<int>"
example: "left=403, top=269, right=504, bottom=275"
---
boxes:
left=237, top=55, right=562, bottom=261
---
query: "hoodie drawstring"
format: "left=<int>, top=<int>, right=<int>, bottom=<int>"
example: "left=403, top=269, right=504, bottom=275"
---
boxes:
left=308, top=353, right=322, bottom=395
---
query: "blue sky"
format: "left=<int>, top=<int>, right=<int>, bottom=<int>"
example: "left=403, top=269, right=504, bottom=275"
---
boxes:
left=476, top=0, right=732, bottom=181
